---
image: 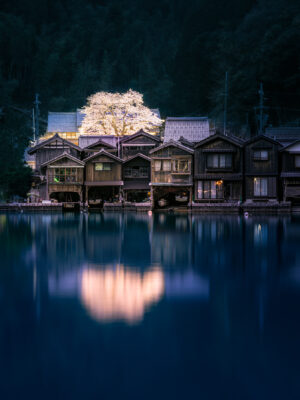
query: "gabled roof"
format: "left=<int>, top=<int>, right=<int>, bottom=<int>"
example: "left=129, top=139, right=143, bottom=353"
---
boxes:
left=149, top=140, right=194, bottom=155
left=83, top=149, right=123, bottom=163
left=40, top=152, right=85, bottom=168
left=121, top=129, right=161, bottom=143
left=123, top=153, right=151, bottom=164
left=280, top=139, right=300, bottom=152
left=244, top=134, right=282, bottom=146
left=28, top=133, right=82, bottom=154
left=83, top=139, right=116, bottom=150
left=194, top=133, right=244, bottom=148
left=178, top=136, right=195, bottom=149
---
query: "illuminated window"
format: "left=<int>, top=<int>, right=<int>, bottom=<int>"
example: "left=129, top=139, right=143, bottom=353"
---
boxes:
left=207, top=154, right=232, bottom=168
left=254, top=177, right=268, bottom=196
left=154, top=160, right=171, bottom=172
left=173, top=160, right=190, bottom=173
left=253, top=150, right=268, bottom=160
left=52, top=168, right=78, bottom=183
left=197, top=181, right=223, bottom=199
left=95, top=162, right=112, bottom=171
left=162, top=160, right=171, bottom=171
left=154, top=160, right=161, bottom=171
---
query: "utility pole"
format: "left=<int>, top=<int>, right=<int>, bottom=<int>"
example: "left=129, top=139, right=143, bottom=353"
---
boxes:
left=32, top=108, right=36, bottom=142
left=223, top=71, right=228, bottom=135
left=258, top=82, right=264, bottom=134
left=34, top=93, right=41, bottom=139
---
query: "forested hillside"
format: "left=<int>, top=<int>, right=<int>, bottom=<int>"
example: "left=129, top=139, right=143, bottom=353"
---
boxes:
left=1, top=0, right=299, bottom=126
left=0, top=0, right=299, bottom=197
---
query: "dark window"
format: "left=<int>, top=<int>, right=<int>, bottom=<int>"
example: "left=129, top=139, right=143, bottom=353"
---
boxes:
left=207, top=154, right=232, bottom=168
left=253, top=150, right=269, bottom=160
left=295, top=155, right=300, bottom=168
left=124, top=167, right=149, bottom=178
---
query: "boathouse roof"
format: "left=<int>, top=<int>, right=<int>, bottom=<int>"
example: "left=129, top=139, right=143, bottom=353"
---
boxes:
left=149, top=139, right=194, bottom=154
left=28, top=133, right=82, bottom=154
left=194, top=133, right=244, bottom=148
left=40, top=152, right=85, bottom=168
left=83, top=149, right=123, bottom=163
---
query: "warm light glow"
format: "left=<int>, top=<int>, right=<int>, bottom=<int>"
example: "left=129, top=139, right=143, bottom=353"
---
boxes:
left=80, top=265, right=164, bottom=323
left=216, top=180, right=223, bottom=186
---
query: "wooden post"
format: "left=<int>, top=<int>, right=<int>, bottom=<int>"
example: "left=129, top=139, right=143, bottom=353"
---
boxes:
left=150, top=186, right=154, bottom=209
left=85, top=186, right=89, bottom=206
left=189, top=187, right=193, bottom=207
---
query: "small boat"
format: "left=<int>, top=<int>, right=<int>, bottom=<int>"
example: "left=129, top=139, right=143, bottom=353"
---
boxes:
left=175, top=194, right=188, bottom=203
left=158, top=198, right=168, bottom=207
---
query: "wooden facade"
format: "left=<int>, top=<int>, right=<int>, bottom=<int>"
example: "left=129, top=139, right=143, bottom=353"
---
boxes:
left=280, top=140, right=300, bottom=204
left=84, top=149, right=123, bottom=205
left=28, top=134, right=82, bottom=172
left=244, top=135, right=282, bottom=201
left=149, top=141, right=194, bottom=207
left=41, top=152, right=85, bottom=202
left=194, top=134, right=243, bottom=202
left=123, top=154, right=151, bottom=202
left=121, top=130, right=161, bottom=160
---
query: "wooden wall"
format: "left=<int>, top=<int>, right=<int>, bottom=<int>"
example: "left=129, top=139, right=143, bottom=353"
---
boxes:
left=85, top=155, right=122, bottom=182
left=194, top=138, right=242, bottom=176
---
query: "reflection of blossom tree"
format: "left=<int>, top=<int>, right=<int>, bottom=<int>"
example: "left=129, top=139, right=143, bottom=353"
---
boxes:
left=81, top=265, right=164, bottom=324
left=80, top=89, right=162, bottom=136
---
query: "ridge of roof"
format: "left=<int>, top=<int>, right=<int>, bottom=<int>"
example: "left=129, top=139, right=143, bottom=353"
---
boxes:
left=123, top=153, right=151, bottom=163
left=40, top=151, right=84, bottom=168
left=194, top=133, right=244, bottom=148
left=83, top=138, right=116, bottom=150
left=28, top=134, right=82, bottom=154
left=149, top=139, right=194, bottom=154
left=83, top=149, right=123, bottom=163
left=120, top=129, right=161, bottom=143
left=244, top=134, right=282, bottom=146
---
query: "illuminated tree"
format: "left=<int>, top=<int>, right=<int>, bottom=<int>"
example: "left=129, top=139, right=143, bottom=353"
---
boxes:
left=79, top=89, right=162, bottom=136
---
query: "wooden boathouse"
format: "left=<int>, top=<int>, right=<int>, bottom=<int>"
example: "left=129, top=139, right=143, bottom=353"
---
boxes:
left=149, top=140, right=194, bottom=208
left=193, top=133, right=244, bottom=206
left=84, top=149, right=123, bottom=207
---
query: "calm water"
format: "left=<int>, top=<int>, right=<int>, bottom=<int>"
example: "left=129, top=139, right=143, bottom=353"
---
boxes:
left=0, top=212, right=300, bottom=399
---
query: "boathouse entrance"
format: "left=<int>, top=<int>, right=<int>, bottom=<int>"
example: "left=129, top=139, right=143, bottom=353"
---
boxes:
left=152, top=186, right=192, bottom=209
left=50, top=191, right=81, bottom=203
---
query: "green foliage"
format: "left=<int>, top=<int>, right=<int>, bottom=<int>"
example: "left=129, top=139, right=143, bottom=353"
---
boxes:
left=0, top=111, right=32, bottom=200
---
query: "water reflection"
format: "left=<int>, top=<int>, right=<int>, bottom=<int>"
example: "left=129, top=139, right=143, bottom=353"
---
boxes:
left=1, top=212, right=300, bottom=399
left=81, top=265, right=164, bottom=323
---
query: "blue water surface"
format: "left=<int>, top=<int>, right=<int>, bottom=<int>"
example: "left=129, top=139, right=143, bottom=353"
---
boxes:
left=0, top=212, right=300, bottom=399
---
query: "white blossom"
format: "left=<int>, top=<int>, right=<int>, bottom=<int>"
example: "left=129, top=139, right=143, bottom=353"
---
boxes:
left=79, top=89, right=162, bottom=136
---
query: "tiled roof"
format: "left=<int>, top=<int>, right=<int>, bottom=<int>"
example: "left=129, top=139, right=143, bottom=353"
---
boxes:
left=47, top=110, right=85, bottom=133
left=164, top=117, right=210, bottom=143
left=265, top=127, right=300, bottom=145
